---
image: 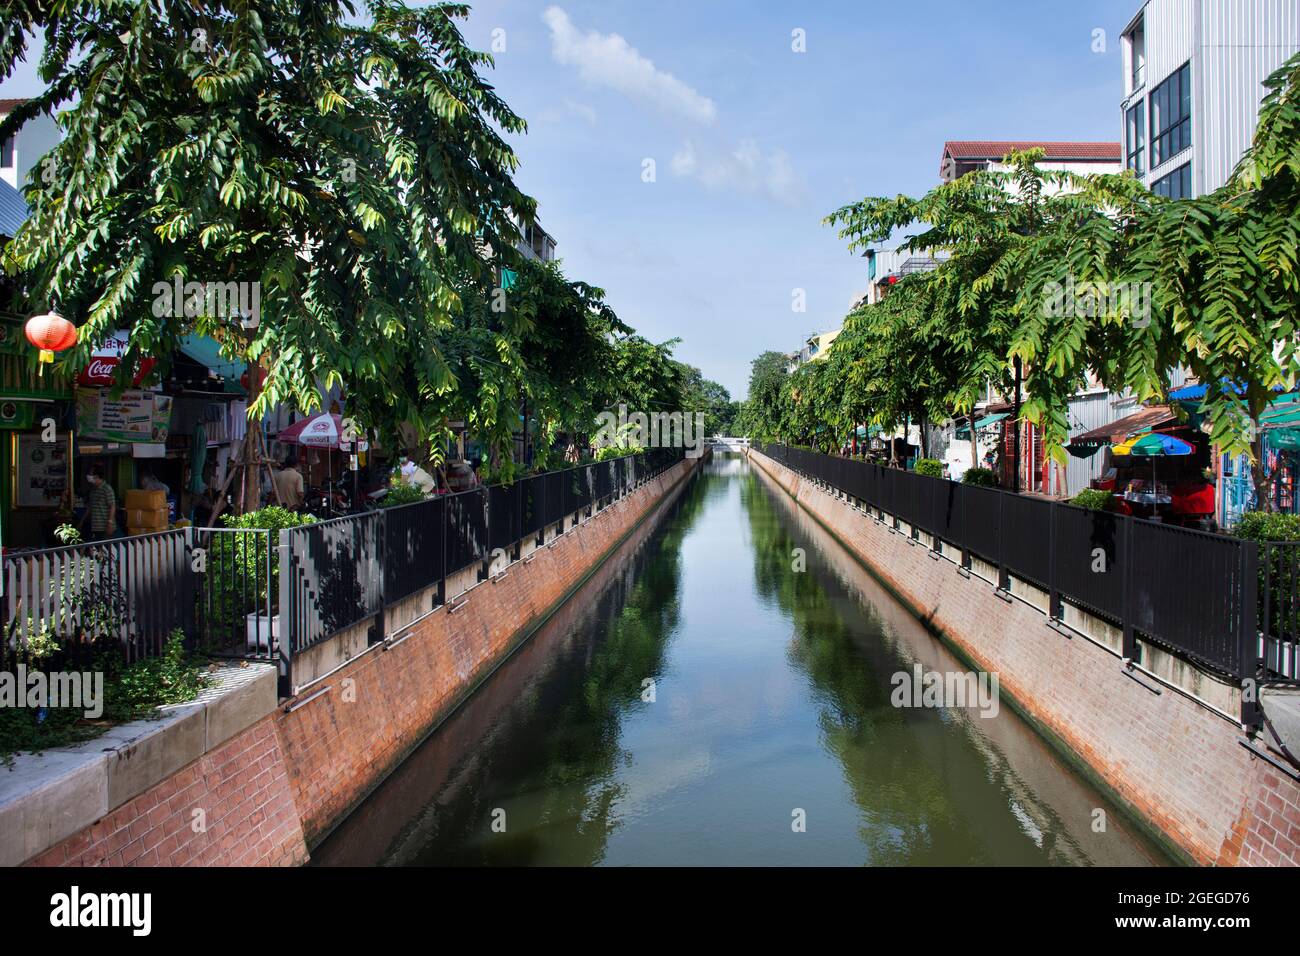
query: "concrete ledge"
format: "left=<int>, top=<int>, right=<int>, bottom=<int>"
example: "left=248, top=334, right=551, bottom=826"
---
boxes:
left=1, top=661, right=277, bottom=867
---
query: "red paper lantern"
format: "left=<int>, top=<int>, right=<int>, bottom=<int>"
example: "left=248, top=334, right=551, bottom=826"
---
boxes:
left=25, top=312, right=78, bottom=363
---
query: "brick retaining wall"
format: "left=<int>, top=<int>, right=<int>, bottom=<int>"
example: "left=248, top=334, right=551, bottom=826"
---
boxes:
left=749, top=448, right=1300, bottom=867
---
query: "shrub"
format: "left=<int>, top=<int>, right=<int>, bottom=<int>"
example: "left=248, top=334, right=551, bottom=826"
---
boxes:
left=595, top=444, right=644, bottom=462
left=913, top=458, right=944, bottom=478
left=220, top=505, right=317, bottom=534
left=198, top=506, right=317, bottom=650
left=1233, top=511, right=1300, bottom=542
left=962, top=467, right=998, bottom=486
left=1, top=630, right=208, bottom=763
left=1069, top=489, right=1117, bottom=512
left=382, top=475, right=429, bottom=507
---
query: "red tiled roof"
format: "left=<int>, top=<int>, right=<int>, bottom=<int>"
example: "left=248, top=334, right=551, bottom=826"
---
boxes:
left=0, top=98, right=28, bottom=114
left=943, top=140, right=1122, bottom=162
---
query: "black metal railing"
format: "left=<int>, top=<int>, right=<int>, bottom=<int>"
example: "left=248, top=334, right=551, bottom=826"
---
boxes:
left=756, top=444, right=1263, bottom=702
left=1262, top=541, right=1300, bottom=682
left=2, top=530, right=192, bottom=665
left=274, top=447, right=687, bottom=690
left=1, top=448, right=688, bottom=696
left=192, top=527, right=277, bottom=661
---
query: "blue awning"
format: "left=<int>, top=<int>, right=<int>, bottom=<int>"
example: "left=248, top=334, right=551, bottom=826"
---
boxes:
left=955, top=412, right=1008, bottom=438
left=1169, top=379, right=1288, bottom=403
left=178, top=335, right=247, bottom=392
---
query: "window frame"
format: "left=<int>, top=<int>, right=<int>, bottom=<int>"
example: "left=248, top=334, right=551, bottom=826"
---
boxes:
left=1150, top=61, right=1192, bottom=169
left=1152, top=162, right=1192, bottom=200
left=1125, top=100, right=1145, bottom=175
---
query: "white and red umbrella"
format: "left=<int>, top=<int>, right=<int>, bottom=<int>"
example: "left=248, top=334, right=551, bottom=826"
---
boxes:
left=277, top=412, right=345, bottom=448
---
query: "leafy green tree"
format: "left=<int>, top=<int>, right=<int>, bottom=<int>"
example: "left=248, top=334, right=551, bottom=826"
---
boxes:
left=827, top=149, right=1169, bottom=486
left=1119, top=53, right=1300, bottom=506
left=2, top=0, right=533, bottom=508
left=677, top=364, right=732, bottom=437
left=735, top=350, right=790, bottom=442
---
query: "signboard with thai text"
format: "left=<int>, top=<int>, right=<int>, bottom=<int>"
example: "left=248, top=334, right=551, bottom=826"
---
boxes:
left=75, top=388, right=172, bottom=443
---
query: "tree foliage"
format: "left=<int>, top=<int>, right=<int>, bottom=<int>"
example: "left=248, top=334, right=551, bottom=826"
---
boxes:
left=2, top=0, right=532, bottom=450
left=746, top=52, right=1300, bottom=508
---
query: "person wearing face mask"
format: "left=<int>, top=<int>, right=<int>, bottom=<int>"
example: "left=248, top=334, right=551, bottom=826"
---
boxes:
left=81, top=465, right=118, bottom=541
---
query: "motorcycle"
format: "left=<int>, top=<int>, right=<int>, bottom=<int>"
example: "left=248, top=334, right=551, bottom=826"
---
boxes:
left=305, top=479, right=352, bottom=519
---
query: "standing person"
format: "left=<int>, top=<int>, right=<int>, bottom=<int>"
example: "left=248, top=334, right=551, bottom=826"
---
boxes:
left=273, top=455, right=305, bottom=510
left=81, top=465, right=118, bottom=541
left=398, top=454, right=437, bottom=494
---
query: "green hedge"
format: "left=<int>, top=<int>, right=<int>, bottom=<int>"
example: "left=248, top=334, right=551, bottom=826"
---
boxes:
left=1233, top=511, right=1300, bottom=543
left=913, top=458, right=944, bottom=478
left=1069, top=489, right=1116, bottom=512
left=961, top=467, right=998, bottom=486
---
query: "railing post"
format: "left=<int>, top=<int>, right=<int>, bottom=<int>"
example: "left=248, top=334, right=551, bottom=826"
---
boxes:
left=277, top=528, right=292, bottom=698
left=439, top=494, right=448, bottom=606
left=996, top=491, right=1009, bottom=592
left=481, top=488, right=491, bottom=582
left=372, top=510, right=386, bottom=645
left=958, top=483, right=971, bottom=570
left=1047, top=501, right=1061, bottom=620
left=515, top=480, right=523, bottom=561
left=1121, top=516, right=1137, bottom=662
left=1240, top=539, right=1261, bottom=728
left=182, top=526, right=196, bottom=644
left=1262, top=542, right=1273, bottom=673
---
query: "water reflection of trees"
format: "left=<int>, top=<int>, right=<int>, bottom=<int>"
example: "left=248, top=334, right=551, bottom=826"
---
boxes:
left=740, top=476, right=1094, bottom=865
left=412, top=471, right=712, bottom=866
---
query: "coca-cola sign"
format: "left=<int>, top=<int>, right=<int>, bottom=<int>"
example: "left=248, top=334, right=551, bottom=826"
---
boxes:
left=77, top=330, right=156, bottom=386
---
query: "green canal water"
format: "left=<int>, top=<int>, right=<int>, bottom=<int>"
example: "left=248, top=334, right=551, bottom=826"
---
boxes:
left=313, top=452, right=1171, bottom=866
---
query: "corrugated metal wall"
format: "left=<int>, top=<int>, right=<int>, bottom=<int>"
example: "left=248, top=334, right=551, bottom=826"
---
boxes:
left=1196, top=0, right=1300, bottom=192
left=1141, top=0, right=1197, bottom=186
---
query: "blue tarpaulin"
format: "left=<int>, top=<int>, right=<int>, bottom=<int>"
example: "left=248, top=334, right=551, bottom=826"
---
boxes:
left=0, top=179, right=29, bottom=238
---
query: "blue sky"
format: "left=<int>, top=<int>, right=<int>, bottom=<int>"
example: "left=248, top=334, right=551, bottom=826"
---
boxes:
left=0, top=0, right=1144, bottom=397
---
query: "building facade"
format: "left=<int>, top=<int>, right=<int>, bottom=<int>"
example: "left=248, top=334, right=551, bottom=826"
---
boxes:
left=1121, top=0, right=1300, bottom=199
left=0, top=99, right=60, bottom=192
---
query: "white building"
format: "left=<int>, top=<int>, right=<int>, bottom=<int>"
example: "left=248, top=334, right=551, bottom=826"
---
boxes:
left=1121, top=0, right=1300, bottom=199
left=0, top=99, right=60, bottom=191
left=515, top=216, right=557, bottom=263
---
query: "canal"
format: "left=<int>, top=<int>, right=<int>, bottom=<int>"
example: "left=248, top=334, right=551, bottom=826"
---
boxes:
left=313, top=452, right=1171, bottom=866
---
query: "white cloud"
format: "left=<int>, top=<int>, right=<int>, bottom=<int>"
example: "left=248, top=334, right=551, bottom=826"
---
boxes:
left=671, top=139, right=807, bottom=206
left=543, top=6, right=716, bottom=125
left=536, top=98, right=599, bottom=127
left=564, top=99, right=598, bottom=125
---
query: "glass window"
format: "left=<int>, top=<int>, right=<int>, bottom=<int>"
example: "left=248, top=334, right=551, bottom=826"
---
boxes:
left=1150, top=62, right=1191, bottom=168
left=0, top=136, right=13, bottom=168
left=1125, top=101, right=1145, bottom=175
left=1152, top=163, right=1192, bottom=200
left=1128, top=21, right=1146, bottom=91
